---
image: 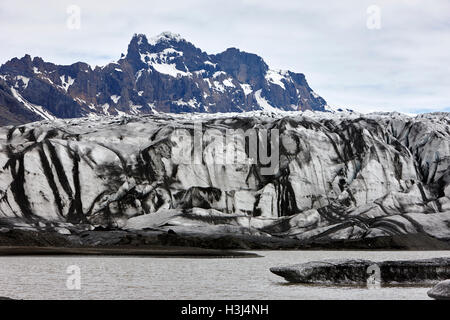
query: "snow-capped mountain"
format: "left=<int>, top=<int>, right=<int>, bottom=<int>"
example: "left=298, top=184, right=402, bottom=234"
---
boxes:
left=0, top=32, right=328, bottom=125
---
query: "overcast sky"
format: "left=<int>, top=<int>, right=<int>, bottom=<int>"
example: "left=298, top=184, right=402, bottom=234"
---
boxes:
left=1, top=0, right=449, bottom=113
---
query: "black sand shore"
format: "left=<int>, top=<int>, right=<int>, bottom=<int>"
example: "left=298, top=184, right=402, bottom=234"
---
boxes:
left=0, top=228, right=449, bottom=256
left=0, top=245, right=259, bottom=257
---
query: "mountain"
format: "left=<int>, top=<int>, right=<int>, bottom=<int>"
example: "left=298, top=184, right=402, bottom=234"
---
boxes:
left=1, top=111, right=449, bottom=247
left=0, top=32, right=328, bottom=125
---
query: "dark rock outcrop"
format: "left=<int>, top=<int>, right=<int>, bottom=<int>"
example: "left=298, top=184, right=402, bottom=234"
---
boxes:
left=0, top=79, right=41, bottom=125
left=427, top=279, right=450, bottom=300
left=270, top=258, right=450, bottom=284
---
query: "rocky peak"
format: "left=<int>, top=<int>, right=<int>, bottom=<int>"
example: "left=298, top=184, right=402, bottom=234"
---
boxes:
left=0, top=54, right=34, bottom=76
left=213, top=47, right=269, bottom=86
left=125, top=32, right=213, bottom=78
left=125, top=34, right=149, bottom=70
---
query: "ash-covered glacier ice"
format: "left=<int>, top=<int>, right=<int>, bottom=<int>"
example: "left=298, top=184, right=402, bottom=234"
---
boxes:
left=0, top=110, right=449, bottom=243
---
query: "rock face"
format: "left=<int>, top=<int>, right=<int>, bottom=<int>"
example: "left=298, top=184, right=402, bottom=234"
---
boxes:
left=0, top=32, right=328, bottom=125
left=0, top=111, right=449, bottom=245
left=0, top=81, right=41, bottom=126
left=270, top=258, right=450, bottom=284
left=427, top=279, right=450, bottom=300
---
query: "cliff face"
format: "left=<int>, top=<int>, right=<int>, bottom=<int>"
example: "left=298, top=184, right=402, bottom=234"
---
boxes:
left=0, top=111, right=449, bottom=243
left=0, top=32, right=327, bottom=125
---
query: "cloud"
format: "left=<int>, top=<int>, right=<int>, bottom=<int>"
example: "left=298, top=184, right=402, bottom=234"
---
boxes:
left=0, top=0, right=449, bottom=113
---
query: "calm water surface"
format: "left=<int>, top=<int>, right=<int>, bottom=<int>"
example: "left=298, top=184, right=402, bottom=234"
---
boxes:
left=0, top=250, right=448, bottom=300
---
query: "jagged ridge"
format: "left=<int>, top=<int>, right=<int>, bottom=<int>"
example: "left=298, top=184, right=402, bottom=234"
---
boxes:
left=0, top=32, right=328, bottom=125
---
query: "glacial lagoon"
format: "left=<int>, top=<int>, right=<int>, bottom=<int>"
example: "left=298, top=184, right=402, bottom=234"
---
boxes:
left=1, top=250, right=449, bottom=300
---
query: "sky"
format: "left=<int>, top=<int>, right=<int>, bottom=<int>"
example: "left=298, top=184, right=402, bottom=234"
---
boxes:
left=0, top=0, right=449, bottom=114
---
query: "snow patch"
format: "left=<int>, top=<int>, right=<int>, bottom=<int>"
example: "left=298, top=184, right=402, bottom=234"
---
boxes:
left=223, top=78, right=235, bottom=88
left=161, top=48, right=183, bottom=56
left=148, top=31, right=183, bottom=45
left=204, top=61, right=217, bottom=67
left=135, top=69, right=144, bottom=81
left=59, top=75, right=75, bottom=92
left=110, top=95, right=121, bottom=104
left=240, top=83, right=253, bottom=95
left=15, top=76, right=30, bottom=89
left=175, top=98, right=199, bottom=109
left=130, top=104, right=143, bottom=115
left=255, top=89, right=279, bottom=112
left=10, top=87, right=56, bottom=120
left=140, top=50, right=190, bottom=78
left=213, top=71, right=226, bottom=78
left=147, top=103, right=158, bottom=114
left=265, top=70, right=286, bottom=89
left=152, top=62, right=189, bottom=77
left=194, top=70, right=206, bottom=76
left=75, top=97, right=87, bottom=105
left=310, top=91, right=320, bottom=98
left=213, top=81, right=226, bottom=92
left=101, top=103, right=110, bottom=116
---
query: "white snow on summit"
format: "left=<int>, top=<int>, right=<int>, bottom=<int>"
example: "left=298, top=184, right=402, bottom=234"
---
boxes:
left=148, top=31, right=184, bottom=45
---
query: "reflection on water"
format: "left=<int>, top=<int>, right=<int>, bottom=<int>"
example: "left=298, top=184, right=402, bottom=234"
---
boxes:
left=0, top=250, right=448, bottom=300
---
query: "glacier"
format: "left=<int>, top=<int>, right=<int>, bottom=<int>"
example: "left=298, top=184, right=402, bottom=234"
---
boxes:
left=0, top=110, right=449, bottom=246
